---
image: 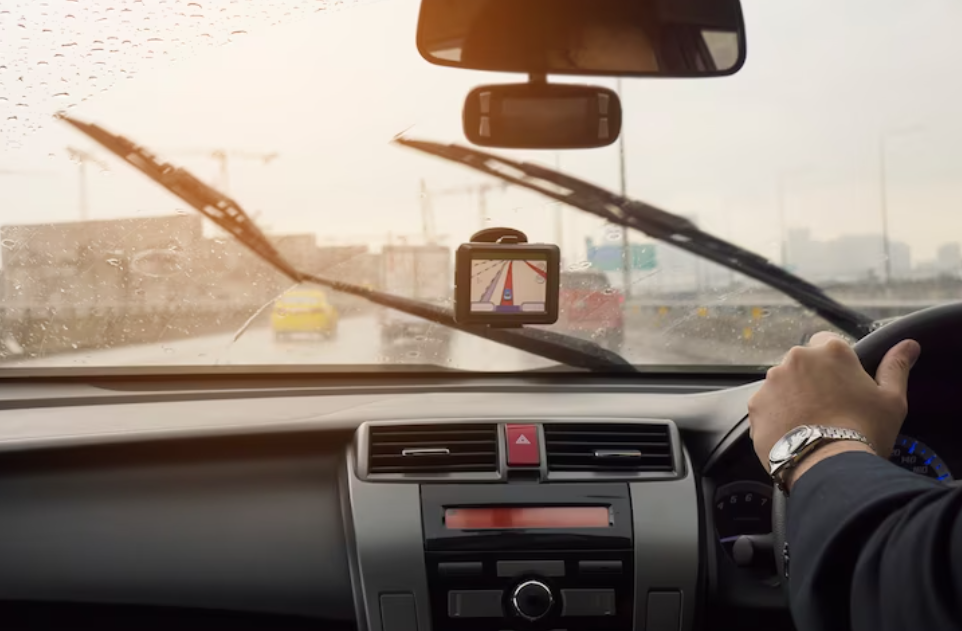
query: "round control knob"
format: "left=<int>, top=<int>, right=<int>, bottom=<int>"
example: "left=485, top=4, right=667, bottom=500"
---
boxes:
left=510, top=580, right=554, bottom=621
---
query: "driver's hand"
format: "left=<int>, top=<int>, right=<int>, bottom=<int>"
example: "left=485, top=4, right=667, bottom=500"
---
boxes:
left=748, top=331, right=921, bottom=477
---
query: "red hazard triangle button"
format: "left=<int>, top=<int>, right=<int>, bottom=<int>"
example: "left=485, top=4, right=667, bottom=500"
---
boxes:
left=506, top=424, right=539, bottom=466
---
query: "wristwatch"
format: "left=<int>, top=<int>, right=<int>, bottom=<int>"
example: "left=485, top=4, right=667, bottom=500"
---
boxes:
left=769, top=425, right=875, bottom=492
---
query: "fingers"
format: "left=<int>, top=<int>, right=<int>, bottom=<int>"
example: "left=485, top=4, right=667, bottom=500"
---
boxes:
left=875, top=339, right=922, bottom=396
left=808, top=330, right=846, bottom=347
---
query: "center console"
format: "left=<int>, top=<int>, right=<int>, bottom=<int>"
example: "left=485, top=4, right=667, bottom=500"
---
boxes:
left=422, top=483, right=634, bottom=631
left=342, top=419, right=700, bottom=631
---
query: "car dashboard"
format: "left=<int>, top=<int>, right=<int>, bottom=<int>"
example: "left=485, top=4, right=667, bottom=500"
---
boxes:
left=0, top=371, right=955, bottom=630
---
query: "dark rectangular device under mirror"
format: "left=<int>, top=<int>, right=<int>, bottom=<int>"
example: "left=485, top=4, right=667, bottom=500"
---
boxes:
left=418, top=0, right=746, bottom=77
left=463, top=82, right=622, bottom=149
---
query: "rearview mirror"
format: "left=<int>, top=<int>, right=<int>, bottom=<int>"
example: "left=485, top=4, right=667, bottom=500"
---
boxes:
left=417, top=0, right=746, bottom=78
left=463, top=83, right=622, bottom=149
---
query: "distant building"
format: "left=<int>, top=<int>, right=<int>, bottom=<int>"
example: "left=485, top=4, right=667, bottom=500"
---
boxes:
left=272, top=233, right=318, bottom=271
left=935, top=242, right=961, bottom=275
left=786, top=229, right=911, bottom=282
left=1, top=215, right=205, bottom=308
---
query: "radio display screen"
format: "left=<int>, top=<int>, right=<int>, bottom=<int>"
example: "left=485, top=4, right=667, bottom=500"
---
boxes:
left=444, top=506, right=611, bottom=530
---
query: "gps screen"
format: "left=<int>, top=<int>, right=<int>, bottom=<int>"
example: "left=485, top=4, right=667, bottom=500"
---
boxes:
left=470, top=255, right=548, bottom=314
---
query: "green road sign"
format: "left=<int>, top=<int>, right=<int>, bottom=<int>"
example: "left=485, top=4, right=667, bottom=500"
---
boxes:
left=586, top=239, right=657, bottom=271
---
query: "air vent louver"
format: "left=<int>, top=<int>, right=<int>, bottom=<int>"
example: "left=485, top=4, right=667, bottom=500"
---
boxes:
left=544, top=423, right=674, bottom=472
left=367, top=424, right=499, bottom=474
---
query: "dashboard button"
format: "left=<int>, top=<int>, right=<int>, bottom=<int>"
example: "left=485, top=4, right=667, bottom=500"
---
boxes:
left=561, top=588, right=616, bottom=616
left=578, top=560, right=622, bottom=574
left=448, top=590, right=504, bottom=618
left=439, top=561, right=483, bottom=577
left=497, top=559, right=565, bottom=577
left=506, top=424, right=540, bottom=466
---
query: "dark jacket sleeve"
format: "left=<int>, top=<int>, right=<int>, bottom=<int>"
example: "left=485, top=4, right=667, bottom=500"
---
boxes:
left=787, top=451, right=962, bottom=631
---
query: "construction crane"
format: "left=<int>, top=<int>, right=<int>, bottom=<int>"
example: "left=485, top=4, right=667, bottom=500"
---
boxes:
left=164, top=149, right=278, bottom=193
left=424, top=180, right=509, bottom=234
left=66, top=146, right=110, bottom=221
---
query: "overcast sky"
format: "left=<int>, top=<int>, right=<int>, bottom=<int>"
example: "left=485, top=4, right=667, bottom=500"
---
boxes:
left=2, top=0, right=962, bottom=265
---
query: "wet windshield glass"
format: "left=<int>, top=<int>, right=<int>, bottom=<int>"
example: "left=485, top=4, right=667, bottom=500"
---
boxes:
left=1, top=0, right=959, bottom=371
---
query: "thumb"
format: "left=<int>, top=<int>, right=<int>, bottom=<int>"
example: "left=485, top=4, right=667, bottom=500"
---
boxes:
left=875, top=339, right=922, bottom=395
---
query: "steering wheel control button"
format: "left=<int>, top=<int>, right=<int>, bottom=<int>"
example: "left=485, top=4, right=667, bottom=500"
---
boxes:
left=438, top=561, right=483, bottom=578
left=506, top=424, right=540, bottom=466
left=577, top=560, right=622, bottom=575
left=645, top=591, right=681, bottom=631
left=510, top=580, right=554, bottom=620
left=497, top=559, right=565, bottom=578
left=560, top=588, right=616, bottom=617
left=448, top=590, right=504, bottom=618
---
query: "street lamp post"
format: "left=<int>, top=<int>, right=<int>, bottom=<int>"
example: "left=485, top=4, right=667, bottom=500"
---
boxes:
left=554, top=153, right=564, bottom=254
left=616, top=79, right=631, bottom=298
left=776, top=167, right=815, bottom=271
left=878, top=126, right=922, bottom=285
left=776, top=177, right=788, bottom=269
left=878, top=135, right=892, bottom=284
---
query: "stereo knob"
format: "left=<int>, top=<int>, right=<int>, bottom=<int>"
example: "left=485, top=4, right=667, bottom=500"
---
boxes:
left=510, top=580, right=554, bottom=621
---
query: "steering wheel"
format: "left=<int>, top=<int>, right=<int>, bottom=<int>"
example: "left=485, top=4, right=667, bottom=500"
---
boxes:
left=772, top=302, right=962, bottom=582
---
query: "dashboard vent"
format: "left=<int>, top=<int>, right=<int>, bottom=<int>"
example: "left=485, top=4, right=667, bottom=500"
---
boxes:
left=544, top=423, right=674, bottom=472
left=367, top=424, right=499, bottom=474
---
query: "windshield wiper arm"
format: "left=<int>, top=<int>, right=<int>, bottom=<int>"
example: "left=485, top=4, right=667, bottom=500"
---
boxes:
left=58, top=115, right=634, bottom=372
left=395, top=138, right=875, bottom=340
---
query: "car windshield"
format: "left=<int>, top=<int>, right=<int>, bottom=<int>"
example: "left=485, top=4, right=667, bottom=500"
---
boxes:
left=1, top=0, right=958, bottom=371
left=279, top=294, right=326, bottom=305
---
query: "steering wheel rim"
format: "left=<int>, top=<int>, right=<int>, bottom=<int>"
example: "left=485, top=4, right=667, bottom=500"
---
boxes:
left=771, top=301, right=962, bottom=583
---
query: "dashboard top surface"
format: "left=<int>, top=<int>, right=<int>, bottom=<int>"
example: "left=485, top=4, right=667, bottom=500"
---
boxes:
left=0, top=376, right=761, bottom=458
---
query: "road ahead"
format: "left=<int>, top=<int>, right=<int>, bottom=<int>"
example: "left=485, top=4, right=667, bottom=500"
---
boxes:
left=5, top=314, right=699, bottom=370
left=471, top=259, right=548, bottom=313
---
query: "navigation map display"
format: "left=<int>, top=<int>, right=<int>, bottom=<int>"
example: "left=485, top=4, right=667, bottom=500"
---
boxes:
left=470, top=255, right=548, bottom=314
left=454, top=242, right=559, bottom=326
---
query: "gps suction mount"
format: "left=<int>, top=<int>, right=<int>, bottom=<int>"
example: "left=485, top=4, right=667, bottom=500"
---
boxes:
left=469, top=227, right=529, bottom=245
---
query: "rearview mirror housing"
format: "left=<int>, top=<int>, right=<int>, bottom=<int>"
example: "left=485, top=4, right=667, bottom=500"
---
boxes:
left=417, top=0, right=746, bottom=78
left=463, top=83, right=622, bottom=149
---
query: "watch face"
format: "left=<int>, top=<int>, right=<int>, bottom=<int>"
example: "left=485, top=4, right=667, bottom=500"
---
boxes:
left=770, top=426, right=812, bottom=462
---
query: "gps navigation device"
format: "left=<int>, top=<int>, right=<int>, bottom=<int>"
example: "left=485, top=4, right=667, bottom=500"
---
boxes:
left=455, top=232, right=560, bottom=326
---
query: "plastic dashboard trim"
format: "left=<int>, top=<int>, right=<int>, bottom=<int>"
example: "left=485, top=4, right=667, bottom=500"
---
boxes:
left=344, top=431, right=701, bottom=631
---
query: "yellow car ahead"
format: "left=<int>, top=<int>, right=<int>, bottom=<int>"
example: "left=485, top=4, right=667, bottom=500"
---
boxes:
left=271, top=289, right=339, bottom=341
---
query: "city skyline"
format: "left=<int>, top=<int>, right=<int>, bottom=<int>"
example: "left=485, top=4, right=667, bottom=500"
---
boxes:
left=3, top=0, right=962, bottom=267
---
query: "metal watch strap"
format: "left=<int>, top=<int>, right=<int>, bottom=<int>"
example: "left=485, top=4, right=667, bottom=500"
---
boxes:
left=810, top=426, right=875, bottom=451
left=772, top=425, right=874, bottom=492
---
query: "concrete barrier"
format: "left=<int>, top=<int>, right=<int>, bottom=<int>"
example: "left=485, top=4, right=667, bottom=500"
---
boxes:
left=621, top=302, right=926, bottom=365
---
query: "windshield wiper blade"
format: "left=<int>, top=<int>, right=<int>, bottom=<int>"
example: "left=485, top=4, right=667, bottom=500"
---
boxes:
left=59, top=115, right=634, bottom=372
left=395, top=138, right=875, bottom=340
